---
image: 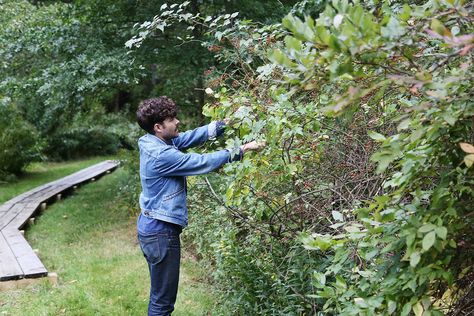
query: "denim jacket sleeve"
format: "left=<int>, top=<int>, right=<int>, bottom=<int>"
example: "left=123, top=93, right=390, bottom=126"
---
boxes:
left=154, top=146, right=233, bottom=177
left=172, top=121, right=226, bottom=150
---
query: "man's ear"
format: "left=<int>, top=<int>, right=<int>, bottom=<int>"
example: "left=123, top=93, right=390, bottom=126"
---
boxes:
left=153, top=123, right=162, bottom=135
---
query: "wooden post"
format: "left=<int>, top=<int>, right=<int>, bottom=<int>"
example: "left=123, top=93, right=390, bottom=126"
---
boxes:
left=40, top=202, right=47, bottom=211
left=48, top=272, right=59, bottom=286
left=28, top=218, right=35, bottom=226
left=56, top=194, right=61, bottom=201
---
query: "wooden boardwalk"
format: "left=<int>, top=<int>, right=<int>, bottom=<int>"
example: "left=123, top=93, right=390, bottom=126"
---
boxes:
left=0, top=160, right=119, bottom=282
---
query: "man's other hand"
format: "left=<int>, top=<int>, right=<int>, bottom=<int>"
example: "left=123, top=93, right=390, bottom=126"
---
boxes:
left=241, top=141, right=266, bottom=153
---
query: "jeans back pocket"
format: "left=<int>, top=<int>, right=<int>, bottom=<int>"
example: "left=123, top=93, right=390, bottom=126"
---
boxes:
left=138, top=234, right=169, bottom=265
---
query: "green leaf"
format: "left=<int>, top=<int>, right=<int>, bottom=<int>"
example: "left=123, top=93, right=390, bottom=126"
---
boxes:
left=313, top=272, right=326, bottom=287
left=368, top=131, right=386, bottom=141
left=401, top=302, right=412, bottom=316
left=284, top=36, right=302, bottom=53
left=215, top=31, right=224, bottom=41
left=418, top=223, right=436, bottom=233
left=399, top=4, right=411, bottom=21
left=270, top=49, right=296, bottom=68
left=335, top=275, right=347, bottom=290
left=332, top=210, right=344, bottom=222
left=328, top=35, right=341, bottom=51
left=315, top=26, right=330, bottom=44
left=410, top=251, right=420, bottom=267
left=388, top=300, right=397, bottom=314
left=441, top=112, right=456, bottom=126
left=303, top=235, right=334, bottom=252
left=397, top=118, right=410, bottom=131
left=371, top=151, right=397, bottom=173
left=435, top=226, right=447, bottom=240
left=422, top=231, right=436, bottom=251
left=381, top=16, right=405, bottom=39
left=287, top=163, right=298, bottom=175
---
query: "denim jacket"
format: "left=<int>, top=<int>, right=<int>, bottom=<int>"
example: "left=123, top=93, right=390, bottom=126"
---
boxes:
left=138, top=121, right=237, bottom=227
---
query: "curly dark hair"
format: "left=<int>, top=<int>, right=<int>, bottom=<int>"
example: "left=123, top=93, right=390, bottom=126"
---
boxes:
left=136, top=96, right=178, bottom=134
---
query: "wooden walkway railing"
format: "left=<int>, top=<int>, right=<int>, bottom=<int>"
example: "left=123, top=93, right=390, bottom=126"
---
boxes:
left=0, top=160, right=119, bottom=282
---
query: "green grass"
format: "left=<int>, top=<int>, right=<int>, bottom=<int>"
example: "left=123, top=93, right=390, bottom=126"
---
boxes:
left=0, top=160, right=215, bottom=316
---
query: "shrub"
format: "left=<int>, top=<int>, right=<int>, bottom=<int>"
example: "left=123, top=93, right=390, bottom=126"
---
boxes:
left=43, top=109, right=139, bottom=160
left=129, top=1, right=474, bottom=314
left=0, top=98, right=40, bottom=178
left=44, top=127, right=121, bottom=160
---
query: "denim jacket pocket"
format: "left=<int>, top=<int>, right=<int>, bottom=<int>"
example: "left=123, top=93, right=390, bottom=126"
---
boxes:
left=162, top=187, right=184, bottom=201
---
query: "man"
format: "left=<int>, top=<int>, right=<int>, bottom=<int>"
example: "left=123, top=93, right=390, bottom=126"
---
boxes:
left=135, top=96, right=264, bottom=315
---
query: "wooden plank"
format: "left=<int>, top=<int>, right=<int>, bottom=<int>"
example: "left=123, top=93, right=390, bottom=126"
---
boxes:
left=0, top=160, right=118, bottom=207
left=61, top=161, right=119, bottom=186
left=2, top=228, right=47, bottom=278
left=0, top=160, right=119, bottom=282
left=8, top=203, right=40, bottom=230
left=0, top=204, right=29, bottom=231
left=0, top=162, right=119, bottom=231
left=21, top=184, right=60, bottom=203
left=61, top=162, right=108, bottom=180
left=2, top=183, right=52, bottom=206
left=0, top=231, right=24, bottom=281
left=0, top=204, right=14, bottom=219
left=22, top=184, right=70, bottom=204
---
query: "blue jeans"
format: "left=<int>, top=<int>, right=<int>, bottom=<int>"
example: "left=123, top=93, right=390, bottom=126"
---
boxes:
left=138, top=230, right=181, bottom=316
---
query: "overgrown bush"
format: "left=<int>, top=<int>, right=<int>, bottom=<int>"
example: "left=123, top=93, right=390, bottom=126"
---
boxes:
left=0, top=98, right=40, bottom=178
left=44, top=127, right=120, bottom=160
left=129, top=0, right=473, bottom=314
left=43, top=108, right=138, bottom=160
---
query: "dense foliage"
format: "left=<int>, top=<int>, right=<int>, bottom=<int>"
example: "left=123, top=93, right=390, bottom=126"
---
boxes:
left=0, top=0, right=294, bottom=176
left=129, top=0, right=473, bottom=314
left=0, top=0, right=141, bottom=168
left=2, top=0, right=472, bottom=314
left=0, top=97, right=40, bottom=178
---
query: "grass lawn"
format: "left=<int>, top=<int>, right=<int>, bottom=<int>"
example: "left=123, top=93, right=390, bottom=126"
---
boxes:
left=0, top=157, right=215, bottom=315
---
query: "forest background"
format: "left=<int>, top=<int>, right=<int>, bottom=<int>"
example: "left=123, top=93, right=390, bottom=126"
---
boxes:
left=1, top=0, right=472, bottom=315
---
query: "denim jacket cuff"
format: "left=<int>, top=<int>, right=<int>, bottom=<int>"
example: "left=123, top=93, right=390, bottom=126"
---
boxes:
left=208, top=121, right=226, bottom=140
left=228, top=147, right=243, bottom=162
left=216, top=121, right=226, bottom=137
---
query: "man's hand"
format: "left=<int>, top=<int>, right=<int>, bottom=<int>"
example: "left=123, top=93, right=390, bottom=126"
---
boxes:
left=241, top=141, right=266, bottom=153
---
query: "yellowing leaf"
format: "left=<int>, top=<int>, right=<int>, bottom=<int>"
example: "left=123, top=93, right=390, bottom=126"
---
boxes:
left=464, top=154, right=474, bottom=167
left=431, top=18, right=449, bottom=36
left=412, top=302, right=423, bottom=316
left=460, top=142, right=474, bottom=154
left=260, top=159, right=270, bottom=166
